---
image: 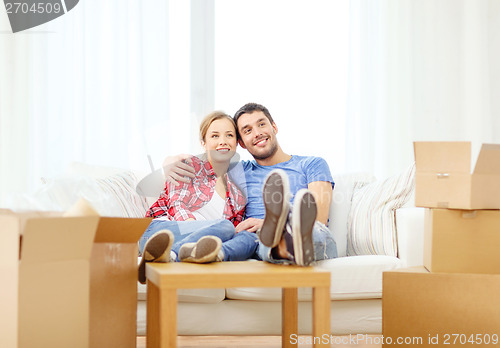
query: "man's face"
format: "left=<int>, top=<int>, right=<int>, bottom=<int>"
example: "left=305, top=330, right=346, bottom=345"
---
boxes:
left=236, top=111, right=278, bottom=160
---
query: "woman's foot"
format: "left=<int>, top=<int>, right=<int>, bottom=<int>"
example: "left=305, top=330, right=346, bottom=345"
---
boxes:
left=138, top=229, right=174, bottom=284
left=179, top=236, right=223, bottom=263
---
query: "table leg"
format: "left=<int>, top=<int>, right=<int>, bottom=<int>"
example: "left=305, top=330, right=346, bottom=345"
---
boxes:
left=312, top=286, right=330, bottom=347
left=160, top=288, right=177, bottom=348
left=282, top=287, right=298, bottom=348
left=147, top=281, right=160, bottom=348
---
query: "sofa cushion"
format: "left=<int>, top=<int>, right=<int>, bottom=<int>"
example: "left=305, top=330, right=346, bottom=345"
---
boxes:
left=346, top=164, right=415, bottom=257
left=329, top=173, right=376, bottom=257
left=225, top=255, right=404, bottom=301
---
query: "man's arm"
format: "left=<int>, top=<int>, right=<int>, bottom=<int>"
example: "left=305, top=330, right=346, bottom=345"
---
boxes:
left=307, top=181, right=333, bottom=225
left=162, top=154, right=196, bottom=185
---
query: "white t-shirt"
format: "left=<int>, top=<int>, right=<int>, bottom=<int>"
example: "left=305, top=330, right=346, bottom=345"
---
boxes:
left=155, top=191, right=226, bottom=221
left=191, top=191, right=226, bottom=220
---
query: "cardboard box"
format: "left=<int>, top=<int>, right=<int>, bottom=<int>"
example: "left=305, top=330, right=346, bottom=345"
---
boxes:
left=414, top=142, right=500, bottom=209
left=383, top=267, right=500, bottom=347
left=1, top=208, right=151, bottom=348
left=0, top=212, right=98, bottom=348
left=89, top=217, right=151, bottom=348
left=424, top=208, right=500, bottom=274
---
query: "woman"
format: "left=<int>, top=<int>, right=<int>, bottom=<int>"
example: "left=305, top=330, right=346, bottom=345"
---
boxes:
left=138, top=111, right=258, bottom=284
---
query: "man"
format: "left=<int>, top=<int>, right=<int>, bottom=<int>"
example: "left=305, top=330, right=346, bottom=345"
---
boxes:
left=166, top=103, right=337, bottom=265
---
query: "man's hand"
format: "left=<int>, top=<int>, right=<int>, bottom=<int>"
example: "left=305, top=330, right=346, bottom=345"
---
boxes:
left=162, top=154, right=196, bottom=186
left=235, top=218, right=263, bottom=233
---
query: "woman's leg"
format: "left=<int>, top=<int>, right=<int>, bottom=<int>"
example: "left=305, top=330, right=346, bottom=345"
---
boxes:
left=220, top=230, right=259, bottom=261
left=171, top=219, right=236, bottom=259
left=139, top=219, right=234, bottom=255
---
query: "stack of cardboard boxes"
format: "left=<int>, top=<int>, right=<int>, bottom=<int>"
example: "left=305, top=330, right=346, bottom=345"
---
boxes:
left=0, top=202, right=151, bottom=348
left=383, top=142, right=500, bottom=347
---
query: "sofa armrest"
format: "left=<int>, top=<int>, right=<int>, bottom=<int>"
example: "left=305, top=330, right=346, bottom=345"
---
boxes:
left=395, top=207, right=425, bottom=267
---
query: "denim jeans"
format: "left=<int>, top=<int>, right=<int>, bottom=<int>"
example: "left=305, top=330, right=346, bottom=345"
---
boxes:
left=256, top=221, right=338, bottom=264
left=139, top=219, right=258, bottom=261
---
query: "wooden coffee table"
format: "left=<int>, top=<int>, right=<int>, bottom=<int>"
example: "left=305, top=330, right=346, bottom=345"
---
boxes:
left=146, top=261, right=331, bottom=348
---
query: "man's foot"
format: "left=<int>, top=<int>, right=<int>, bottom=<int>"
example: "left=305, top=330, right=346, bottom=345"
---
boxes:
left=178, top=236, right=223, bottom=263
left=258, top=169, right=290, bottom=248
left=138, top=229, right=174, bottom=284
left=291, top=189, right=317, bottom=266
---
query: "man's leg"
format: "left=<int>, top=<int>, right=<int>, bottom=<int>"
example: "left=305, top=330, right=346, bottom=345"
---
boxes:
left=256, top=189, right=337, bottom=265
left=311, top=221, right=337, bottom=261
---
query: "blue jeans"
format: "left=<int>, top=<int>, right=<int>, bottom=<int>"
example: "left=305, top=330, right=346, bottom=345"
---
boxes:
left=256, top=221, right=338, bottom=264
left=139, top=219, right=258, bottom=261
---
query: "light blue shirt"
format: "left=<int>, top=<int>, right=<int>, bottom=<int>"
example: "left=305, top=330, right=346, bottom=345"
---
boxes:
left=228, top=155, right=334, bottom=219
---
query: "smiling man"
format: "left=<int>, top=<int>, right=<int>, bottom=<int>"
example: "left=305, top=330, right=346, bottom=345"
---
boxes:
left=231, top=103, right=337, bottom=265
left=165, top=103, right=337, bottom=266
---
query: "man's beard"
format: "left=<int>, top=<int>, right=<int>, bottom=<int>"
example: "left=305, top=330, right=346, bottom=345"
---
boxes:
left=249, top=141, right=278, bottom=160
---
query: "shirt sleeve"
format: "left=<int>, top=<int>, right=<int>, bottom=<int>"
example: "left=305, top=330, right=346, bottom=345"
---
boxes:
left=305, top=157, right=335, bottom=189
left=166, top=181, right=197, bottom=221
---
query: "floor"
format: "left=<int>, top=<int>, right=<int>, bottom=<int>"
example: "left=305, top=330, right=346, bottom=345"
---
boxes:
left=136, top=335, right=382, bottom=347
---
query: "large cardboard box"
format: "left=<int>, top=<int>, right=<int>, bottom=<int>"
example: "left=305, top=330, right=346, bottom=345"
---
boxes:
left=1, top=208, right=151, bottom=348
left=414, top=142, right=500, bottom=209
left=0, top=212, right=98, bottom=348
left=424, top=208, right=500, bottom=274
left=90, top=217, right=151, bottom=348
left=383, top=267, right=500, bottom=347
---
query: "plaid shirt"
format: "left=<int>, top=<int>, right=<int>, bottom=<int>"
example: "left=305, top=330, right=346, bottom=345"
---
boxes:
left=146, top=156, right=246, bottom=227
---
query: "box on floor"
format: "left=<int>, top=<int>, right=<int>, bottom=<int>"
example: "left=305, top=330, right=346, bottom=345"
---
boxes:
left=424, top=208, right=500, bottom=274
left=0, top=211, right=97, bottom=348
left=0, top=210, right=151, bottom=348
left=414, top=141, right=500, bottom=209
left=90, top=217, right=151, bottom=348
left=383, top=267, right=500, bottom=347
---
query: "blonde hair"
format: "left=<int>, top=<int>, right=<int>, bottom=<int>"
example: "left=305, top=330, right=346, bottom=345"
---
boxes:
left=199, top=111, right=236, bottom=142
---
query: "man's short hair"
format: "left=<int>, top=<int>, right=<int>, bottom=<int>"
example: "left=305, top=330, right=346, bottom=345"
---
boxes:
left=233, top=103, right=275, bottom=129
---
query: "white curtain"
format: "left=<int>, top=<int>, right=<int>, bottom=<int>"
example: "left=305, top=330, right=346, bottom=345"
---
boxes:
left=0, top=1, right=193, bottom=206
left=347, top=0, right=500, bottom=179
left=2, top=0, right=500, bottom=206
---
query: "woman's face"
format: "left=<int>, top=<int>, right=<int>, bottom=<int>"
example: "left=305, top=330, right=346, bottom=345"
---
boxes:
left=202, top=118, right=237, bottom=165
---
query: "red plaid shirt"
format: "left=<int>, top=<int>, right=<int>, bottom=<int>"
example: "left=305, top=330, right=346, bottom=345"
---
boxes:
left=146, top=156, right=246, bottom=227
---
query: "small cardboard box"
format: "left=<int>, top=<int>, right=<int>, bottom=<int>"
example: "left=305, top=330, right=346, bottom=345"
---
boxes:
left=383, top=267, right=500, bottom=347
left=89, top=217, right=151, bottom=348
left=424, top=208, right=500, bottom=274
left=0, top=212, right=98, bottom=348
left=414, top=142, right=500, bottom=209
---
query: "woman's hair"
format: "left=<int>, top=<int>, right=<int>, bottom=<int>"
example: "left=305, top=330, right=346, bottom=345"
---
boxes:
left=199, top=111, right=236, bottom=142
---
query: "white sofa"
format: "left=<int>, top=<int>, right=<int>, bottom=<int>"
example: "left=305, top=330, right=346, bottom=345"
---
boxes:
left=14, top=162, right=424, bottom=336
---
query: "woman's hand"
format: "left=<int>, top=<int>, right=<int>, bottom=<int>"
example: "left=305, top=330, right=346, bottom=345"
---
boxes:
left=235, top=218, right=263, bottom=233
left=162, top=154, right=196, bottom=185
